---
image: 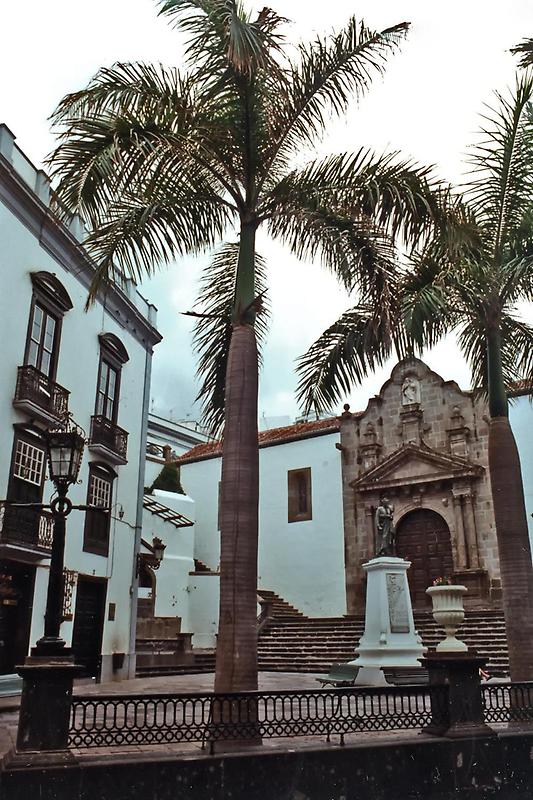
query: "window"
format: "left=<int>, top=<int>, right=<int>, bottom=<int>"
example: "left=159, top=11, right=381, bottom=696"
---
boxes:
left=26, top=303, right=58, bottom=377
left=96, top=360, right=119, bottom=421
left=83, top=464, right=115, bottom=556
left=288, top=468, right=312, bottom=523
left=23, top=272, right=73, bottom=379
left=94, top=334, right=129, bottom=423
left=13, top=439, right=45, bottom=486
left=8, top=429, right=46, bottom=503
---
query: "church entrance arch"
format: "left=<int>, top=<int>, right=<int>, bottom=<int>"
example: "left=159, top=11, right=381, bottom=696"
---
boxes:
left=395, top=509, right=454, bottom=608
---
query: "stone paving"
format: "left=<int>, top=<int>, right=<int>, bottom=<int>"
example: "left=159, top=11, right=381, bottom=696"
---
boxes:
left=0, top=671, right=516, bottom=766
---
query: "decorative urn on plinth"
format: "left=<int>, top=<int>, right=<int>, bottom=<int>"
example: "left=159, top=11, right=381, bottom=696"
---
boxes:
left=426, top=578, right=468, bottom=652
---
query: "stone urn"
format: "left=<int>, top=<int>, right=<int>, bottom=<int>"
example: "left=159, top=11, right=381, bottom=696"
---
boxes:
left=426, top=585, right=468, bottom=652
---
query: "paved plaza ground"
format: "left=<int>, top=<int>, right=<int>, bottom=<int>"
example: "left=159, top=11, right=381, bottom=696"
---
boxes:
left=0, top=670, right=517, bottom=767
left=0, top=671, right=427, bottom=764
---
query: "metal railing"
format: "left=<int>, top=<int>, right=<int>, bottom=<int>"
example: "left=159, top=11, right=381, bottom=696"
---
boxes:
left=482, top=683, right=533, bottom=724
left=14, top=365, right=69, bottom=420
left=69, top=685, right=447, bottom=750
left=89, top=415, right=128, bottom=461
left=37, top=510, right=54, bottom=549
left=0, top=504, right=52, bottom=551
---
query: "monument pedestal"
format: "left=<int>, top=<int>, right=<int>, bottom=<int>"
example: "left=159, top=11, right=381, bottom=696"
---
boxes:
left=351, top=557, right=425, bottom=685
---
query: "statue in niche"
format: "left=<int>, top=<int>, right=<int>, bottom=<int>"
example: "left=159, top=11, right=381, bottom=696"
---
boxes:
left=401, top=375, right=420, bottom=405
left=374, top=497, right=396, bottom=557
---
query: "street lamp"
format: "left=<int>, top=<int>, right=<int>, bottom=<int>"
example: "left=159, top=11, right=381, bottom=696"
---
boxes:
left=136, top=536, right=166, bottom=575
left=13, top=419, right=87, bottom=758
left=35, top=423, right=85, bottom=657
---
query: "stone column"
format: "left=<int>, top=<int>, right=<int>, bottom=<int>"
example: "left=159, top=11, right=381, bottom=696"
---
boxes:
left=452, top=493, right=468, bottom=570
left=463, top=492, right=480, bottom=569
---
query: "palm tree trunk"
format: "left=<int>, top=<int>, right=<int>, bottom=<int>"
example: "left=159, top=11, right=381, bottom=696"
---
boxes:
left=215, top=222, right=259, bottom=696
left=215, top=323, right=259, bottom=694
left=487, top=328, right=533, bottom=680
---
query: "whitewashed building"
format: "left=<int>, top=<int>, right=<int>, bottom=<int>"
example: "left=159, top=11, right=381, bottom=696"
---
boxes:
left=179, top=418, right=346, bottom=625
left=0, top=124, right=161, bottom=682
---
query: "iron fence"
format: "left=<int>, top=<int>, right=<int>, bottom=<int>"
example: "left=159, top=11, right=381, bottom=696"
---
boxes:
left=69, top=685, right=447, bottom=749
left=482, top=683, right=533, bottom=724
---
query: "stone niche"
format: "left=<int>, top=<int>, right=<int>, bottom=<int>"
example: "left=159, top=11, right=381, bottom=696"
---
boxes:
left=339, top=358, right=500, bottom=614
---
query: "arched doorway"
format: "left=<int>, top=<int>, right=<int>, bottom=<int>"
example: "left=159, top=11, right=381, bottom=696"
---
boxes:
left=396, top=509, right=454, bottom=608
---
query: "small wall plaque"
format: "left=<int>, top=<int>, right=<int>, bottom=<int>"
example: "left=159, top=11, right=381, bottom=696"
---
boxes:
left=386, top=573, right=410, bottom=633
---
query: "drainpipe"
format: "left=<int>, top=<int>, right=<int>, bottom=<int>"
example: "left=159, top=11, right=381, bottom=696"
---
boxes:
left=127, top=346, right=153, bottom=679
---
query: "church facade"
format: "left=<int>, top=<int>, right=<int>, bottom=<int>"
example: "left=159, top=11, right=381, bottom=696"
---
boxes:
left=340, top=359, right=504, bottom=614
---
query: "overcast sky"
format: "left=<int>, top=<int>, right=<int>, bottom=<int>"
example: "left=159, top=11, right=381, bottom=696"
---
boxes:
left=2, top=1, right=532, bottom=424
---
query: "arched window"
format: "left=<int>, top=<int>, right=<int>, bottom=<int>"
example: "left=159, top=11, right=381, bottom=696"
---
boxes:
left=24, top=271, right=73, bottom=379
left=94, top=334, right=129, bottom=423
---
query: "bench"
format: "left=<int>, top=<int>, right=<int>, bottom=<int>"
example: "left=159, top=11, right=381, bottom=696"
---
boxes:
left=383, top=667, right=429, bottom=685
left=316, top=663, right=360, bottom=687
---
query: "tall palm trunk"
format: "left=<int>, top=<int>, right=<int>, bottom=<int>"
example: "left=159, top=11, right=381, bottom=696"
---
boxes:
left=215, top=323, right=259, bottom=693
left=215, top=222, right=259, bottom=695
left=487, top=328, right=533, bottom=680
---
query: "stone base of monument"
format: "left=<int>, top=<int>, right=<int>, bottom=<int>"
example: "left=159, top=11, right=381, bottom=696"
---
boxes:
left=350, top=557, right=426, bottom=686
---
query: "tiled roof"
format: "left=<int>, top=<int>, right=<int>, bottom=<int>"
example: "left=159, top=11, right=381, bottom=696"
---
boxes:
left=179, top=417, right=340, bottom=464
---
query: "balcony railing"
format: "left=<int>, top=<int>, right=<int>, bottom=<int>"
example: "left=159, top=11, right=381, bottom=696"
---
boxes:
left=89, top=415, right=128, bottom=464
left=0, top=505, right=53, bottom=553
left=13, top=365, right=69, bottom=423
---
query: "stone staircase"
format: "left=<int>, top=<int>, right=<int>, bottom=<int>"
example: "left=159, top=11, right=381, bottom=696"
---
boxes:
left=257, top=609, right=509, bottom=677
left=257, top=589, right=307, bottom=619
left=136, top=589, right=509, bottom=677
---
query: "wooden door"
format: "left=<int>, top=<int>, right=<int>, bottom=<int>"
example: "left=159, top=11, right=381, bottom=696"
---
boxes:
left=0, top=561, right=36, bottom=674
left=71, top=578, right=107, bottom=677
left=396, top=509, right=454, bottom=608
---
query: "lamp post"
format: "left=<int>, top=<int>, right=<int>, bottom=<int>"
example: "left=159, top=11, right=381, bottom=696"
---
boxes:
left=36, top=426, right=85, bottom=657
left=14, top=421, right=86, bottom=759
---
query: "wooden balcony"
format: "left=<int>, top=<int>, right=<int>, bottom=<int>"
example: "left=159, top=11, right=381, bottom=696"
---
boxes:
left=88, top=415, right=128, bottom=465
left=13, top=365, right=69, bottom=425
left=0, top=505, right=53, bottom=560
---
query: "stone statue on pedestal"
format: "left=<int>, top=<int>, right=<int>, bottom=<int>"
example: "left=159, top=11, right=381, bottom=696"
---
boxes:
left=375, top=498, right=396, bottom=557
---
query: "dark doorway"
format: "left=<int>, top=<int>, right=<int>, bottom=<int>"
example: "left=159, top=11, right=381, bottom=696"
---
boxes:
left=71, top=577, right=107, bottom=677
left=396, top=509, right=454, bottom=608
left=0, top=561, right=36, bottom=674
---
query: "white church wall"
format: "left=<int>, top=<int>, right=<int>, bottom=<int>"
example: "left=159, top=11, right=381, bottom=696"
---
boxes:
left=509, top=396, right=533, bottom=551
left=180, top=428, right=346, bottom=622
left=180, top=457, right=222, bottom=571
left=258, top=433, right=345, bottom=617
left=142, top=490, right=196, bottom=631
left=188, top=574, right=220, bottom=648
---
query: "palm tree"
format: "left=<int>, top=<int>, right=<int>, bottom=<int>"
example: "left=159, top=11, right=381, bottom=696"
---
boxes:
left=298, top=73, right=533, bottom=681
left=48, top=0, right=447, bottom=694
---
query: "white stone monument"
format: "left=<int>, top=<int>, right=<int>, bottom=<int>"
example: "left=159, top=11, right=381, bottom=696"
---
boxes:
left=351, top=557, right=426, bottom=685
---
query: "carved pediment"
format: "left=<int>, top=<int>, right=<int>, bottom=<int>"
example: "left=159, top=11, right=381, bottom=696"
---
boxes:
left=350, top=442, right=483, bottom=493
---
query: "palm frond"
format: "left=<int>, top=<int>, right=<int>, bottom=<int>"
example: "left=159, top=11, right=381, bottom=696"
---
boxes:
left=466, top=72, right=533, bottom=262
left=158, top=0, right=287, bottom=79
left=459, top=313, right=533, bottom=396
left=268, top=203, right=397, bottom=294
left=50, top=62, right=194, bottom=125
left=295, top=302, right=408, bottom=416
left=511, top=39, right=533, bottom=69
left=193, top=242, right=270, bottom=434
left=263, top=18, right=409, bottom=176
left=82, top=190, right=232, bottom=306
left=401, top=255, right=456, bottom=350
left=265, top=150, right=444, bottom=249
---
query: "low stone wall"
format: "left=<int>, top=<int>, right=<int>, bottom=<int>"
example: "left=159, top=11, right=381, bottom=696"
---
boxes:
left=2, top=731, right=533, bottom=800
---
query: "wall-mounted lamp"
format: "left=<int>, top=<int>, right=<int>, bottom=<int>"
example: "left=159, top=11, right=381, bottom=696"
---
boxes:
left=136, top=536, right=166, bottom=576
